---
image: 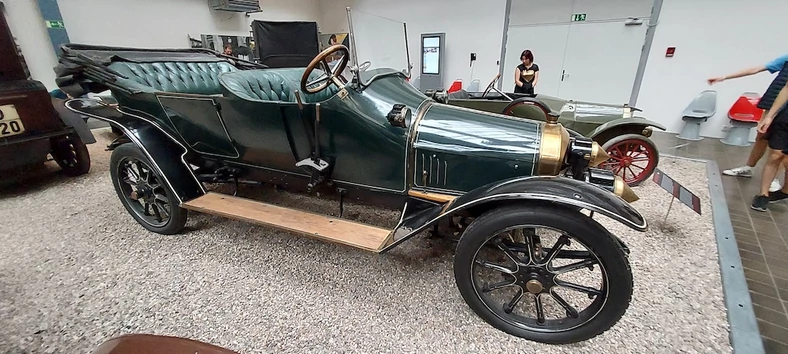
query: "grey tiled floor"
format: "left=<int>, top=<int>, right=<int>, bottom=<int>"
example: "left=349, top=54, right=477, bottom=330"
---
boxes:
left=649, top=132, right=788, bottom=353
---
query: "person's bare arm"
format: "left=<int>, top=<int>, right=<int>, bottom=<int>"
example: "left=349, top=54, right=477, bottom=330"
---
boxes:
left=514, top=67, right=523, bottom=87
left=758, top=82, right=788, bottom=133
left=708, top=66, right=768, bottom=85
left=533, top=71, right=540, bottom=87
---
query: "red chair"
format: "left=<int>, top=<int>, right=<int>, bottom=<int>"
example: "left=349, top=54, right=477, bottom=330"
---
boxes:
left=721, top=92, right=763, bottom=146
left=447, top=79, right=463, bottom=93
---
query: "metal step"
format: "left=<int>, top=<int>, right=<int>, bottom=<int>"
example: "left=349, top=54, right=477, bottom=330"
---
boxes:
left=181, top=192, right=392, bottom=252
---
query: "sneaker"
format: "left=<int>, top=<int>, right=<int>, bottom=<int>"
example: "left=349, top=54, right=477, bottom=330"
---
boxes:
left=769, top=179, right=782, bottom=193
left=769, top=190, right=788, bottom=203
left=723, top=166, right=753, bottom=177
left=751, top=195, right=769, bottom=211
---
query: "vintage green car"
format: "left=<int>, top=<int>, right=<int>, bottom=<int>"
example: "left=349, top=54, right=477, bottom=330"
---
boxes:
left=55, top=43, right=646, bottom=344
left=426, top=74, right=666, bottom=186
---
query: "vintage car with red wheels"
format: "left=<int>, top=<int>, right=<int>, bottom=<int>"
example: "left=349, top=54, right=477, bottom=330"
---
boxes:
left=426, top=74, right=665, bottom=186
left=0, top=2, right=93, bottom=180
left=55, top=41, right=648, bottom=344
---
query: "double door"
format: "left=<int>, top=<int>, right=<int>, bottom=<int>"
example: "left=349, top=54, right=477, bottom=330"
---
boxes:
left=502, top=0, right=652, bottom=104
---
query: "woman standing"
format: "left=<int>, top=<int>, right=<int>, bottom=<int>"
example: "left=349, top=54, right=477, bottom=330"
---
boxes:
left=514, top=49, right=539, bottom=95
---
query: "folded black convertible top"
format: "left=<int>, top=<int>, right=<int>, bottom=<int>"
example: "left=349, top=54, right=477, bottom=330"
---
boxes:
left=58, top=43, right=242, bottom=64
left=53, top=43, right=266, bottom=97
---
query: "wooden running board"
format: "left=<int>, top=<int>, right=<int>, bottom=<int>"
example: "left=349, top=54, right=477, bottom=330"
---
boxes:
left=181, top=192, right=391, bottom=252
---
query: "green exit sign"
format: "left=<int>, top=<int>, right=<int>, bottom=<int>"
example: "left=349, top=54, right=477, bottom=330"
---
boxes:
left=571, top=13, right=587, bottom=22
left=45, top=20, right=65, bottom=29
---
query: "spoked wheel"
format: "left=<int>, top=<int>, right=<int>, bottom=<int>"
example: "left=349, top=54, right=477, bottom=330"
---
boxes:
left=110, top=143, right=187, bottom=235
left=454, top=205, right=632, bottom=344
left=599, top=134, right=659, bottom=186
left=50, top=134, right=91, bottom=177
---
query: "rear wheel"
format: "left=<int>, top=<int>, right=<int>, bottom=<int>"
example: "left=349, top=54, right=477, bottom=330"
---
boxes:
left=51, top=134, right=91, bottom=177
left=110, top=143, right=187, bottom=235
left=598, top=134, right=659, bottom=186
left=453, top=205, right=632, bottom=344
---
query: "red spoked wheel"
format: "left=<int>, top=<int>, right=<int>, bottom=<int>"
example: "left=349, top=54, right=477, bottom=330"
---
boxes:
left=598, top=134, right=659, bottom=186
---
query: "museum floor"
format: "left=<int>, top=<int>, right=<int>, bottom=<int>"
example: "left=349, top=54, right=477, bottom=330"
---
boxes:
left=649, top=131, right=788, bottom=353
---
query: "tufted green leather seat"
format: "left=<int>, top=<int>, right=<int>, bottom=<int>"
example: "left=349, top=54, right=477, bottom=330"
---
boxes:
left=218, top=68, right=339, bottom=103
left=108, top=61, right=237, bottom=95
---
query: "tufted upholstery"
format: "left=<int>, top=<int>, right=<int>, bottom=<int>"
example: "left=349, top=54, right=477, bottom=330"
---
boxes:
left=108, top=61, right=237, bottom=95
left=218, top=68, right=340, bottom=103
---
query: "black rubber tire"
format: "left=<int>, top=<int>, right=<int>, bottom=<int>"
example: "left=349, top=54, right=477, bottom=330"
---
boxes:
left=51, top=134, right=91, bottom=177
left=109, top=143, right=188, bottom=235
left=453, top=204, right=632, bottom=344
left=600, top=133, right=660, bottom=186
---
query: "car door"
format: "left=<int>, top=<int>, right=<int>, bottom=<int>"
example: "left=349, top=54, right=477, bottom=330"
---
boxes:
left=157, top=94, right=239, bottom=158
left=215, top=96, right=304, bottom=173
left=316, top=76, right=425, bottom=193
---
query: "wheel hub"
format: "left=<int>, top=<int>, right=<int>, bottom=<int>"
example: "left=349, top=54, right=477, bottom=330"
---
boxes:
left=514, top=266, right=555, bottom=294
left=525, top=280, right=543, bottom=294
left=131, top=184, right=153, bottom=201
left=621, top=157, right=632, bottom=167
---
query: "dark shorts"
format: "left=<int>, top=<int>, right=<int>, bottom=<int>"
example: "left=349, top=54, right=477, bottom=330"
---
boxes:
left=765, top=119, right=788, bottom=154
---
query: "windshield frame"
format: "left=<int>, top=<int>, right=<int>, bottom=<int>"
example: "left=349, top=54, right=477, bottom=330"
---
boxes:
left=345, top=7, right=412, bottom=88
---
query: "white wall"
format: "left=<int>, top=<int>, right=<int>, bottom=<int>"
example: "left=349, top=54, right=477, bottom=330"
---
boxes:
left=637, top=0, right=788, bottom=138
left=4, top=0, right=320, bottom=90
left=509, top=0, right=653, bottom=26
left=318, top=0, right=508, bottom=90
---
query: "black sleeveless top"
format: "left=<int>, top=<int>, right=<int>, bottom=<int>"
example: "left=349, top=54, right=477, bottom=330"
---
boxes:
left=517, top=63, right=539, bottom=83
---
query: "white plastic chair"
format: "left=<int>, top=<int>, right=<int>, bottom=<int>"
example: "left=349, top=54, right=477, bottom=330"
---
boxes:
left=467, top=79, right=481, bottom=92
left=678, top=89, right=717, bottom=141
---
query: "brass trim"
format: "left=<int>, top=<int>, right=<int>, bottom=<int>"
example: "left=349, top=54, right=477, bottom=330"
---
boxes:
left=526, top=280, right=544, bottom=294
left=406, top=100, right=434, bottom=188
left=589, top=142, right=611, bottom=167
left=613, top=176, right=640, bottom=203
left=408, top=190, right=457, bottom=204
left=642, top=127, right=653, bottom=137
left=536, top=123, right=570, bottom=175
left=614, top=176, right=623, bottom=195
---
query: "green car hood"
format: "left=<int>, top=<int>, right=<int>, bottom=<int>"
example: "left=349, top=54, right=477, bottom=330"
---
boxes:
left=412, top=103, right=544, bottom=193
left=535, top=94, right=632, bottom=118
left=531, top=94, right=665, bottom=136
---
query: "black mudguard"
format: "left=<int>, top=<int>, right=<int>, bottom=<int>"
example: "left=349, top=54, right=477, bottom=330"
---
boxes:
left=382, top=176, right=646, bottom=253
left=52, top=97, right=96, bottom=144
left=64, top=99, right=204, bottom=204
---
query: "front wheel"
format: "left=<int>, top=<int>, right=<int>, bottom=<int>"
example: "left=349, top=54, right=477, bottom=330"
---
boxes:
left=109, top=143, right=187, bottom=235
left=599, top=134, right=659, bottom=186
left=453, top=205, right=632, bottom=344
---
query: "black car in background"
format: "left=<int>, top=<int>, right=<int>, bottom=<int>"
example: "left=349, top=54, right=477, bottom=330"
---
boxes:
left=0, top=1, right=94, bottom=179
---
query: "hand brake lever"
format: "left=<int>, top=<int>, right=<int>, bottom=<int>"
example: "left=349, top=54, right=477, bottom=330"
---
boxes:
left=294, top=90, right=304, bottom=111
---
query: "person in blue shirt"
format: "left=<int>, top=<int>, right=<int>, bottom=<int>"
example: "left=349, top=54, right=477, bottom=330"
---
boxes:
left=708, top=53, right=788, bottom=194
left=751, top=77, right=788, bottom=210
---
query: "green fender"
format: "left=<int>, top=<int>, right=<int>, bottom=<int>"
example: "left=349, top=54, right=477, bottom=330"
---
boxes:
left=587, top=118, right=666, bottom=140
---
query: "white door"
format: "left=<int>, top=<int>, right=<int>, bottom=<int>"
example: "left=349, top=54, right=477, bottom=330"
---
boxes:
left=502, top=24, right=570, bottom=96
left=556, top=21, right=648, bottom=104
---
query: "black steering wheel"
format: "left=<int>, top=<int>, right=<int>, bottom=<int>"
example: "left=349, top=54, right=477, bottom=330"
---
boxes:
left=482, top=73, right=501, bottom=97
left=301, top=44, right=350, bottom=94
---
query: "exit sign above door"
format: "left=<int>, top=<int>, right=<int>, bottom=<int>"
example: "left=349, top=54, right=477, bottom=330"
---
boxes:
left=571, top=13, right=587, bottom=22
